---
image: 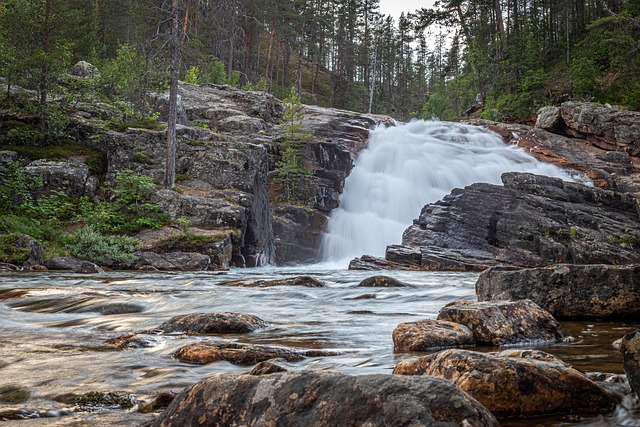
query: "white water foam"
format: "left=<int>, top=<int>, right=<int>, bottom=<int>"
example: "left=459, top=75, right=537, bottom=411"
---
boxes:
left=319, top=120, right=582, bottom=265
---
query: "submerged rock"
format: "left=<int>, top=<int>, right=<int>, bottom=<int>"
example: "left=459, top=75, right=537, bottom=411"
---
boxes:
left=393, top=319, right=475, bottom=351
left=357, top=275, right=410, bottom=287
left=437, top=299, right=566, bottom=346
left=393, top=349, right=616, bottom=418
left=149, top=372, right=499, bottom=427
left=0, top=385, right=30, bottom=404
left=476, top=264, right=640, bottom=320
left=75, top=391, right=136, bottom=411
left=225, top=275, right=325, bottom=287
left=249, top=360, right=288, bottom=375
left=620, top=329, right=640, bottom=399
left=159, top=312, right=268, bottom=334
left=105, top=333, right=159, bottom=350
left=173, top=342, right=338, bottom=365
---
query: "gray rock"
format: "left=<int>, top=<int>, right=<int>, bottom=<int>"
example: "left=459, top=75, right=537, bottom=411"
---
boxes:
left=135, top=251, right=210, bottom=271
left=71, top=61, right=99, bottom=78
left=535, top=106, right=563, bottom=132
left=42, top=256, right=85, bottom=271
left=80, top=261, right=104, bottom=274
left=159, top=312, right=268, bottom=334
left=437, top=299, right=566, bottom=346
left=383, top=172, right=640, bottom=270
left=150, top=372, right=499, bottom=427
left=620, top=329, right=640, bottom=399
left=24, top=159, right=97, bottom=198
left=153, top=92, right=188, bottom=125
left=394, top=349, right=616, bottom=418
left=476, top=264, right=640, bottom=319
left=225, top=276, right=325, bottom=288
left=0, top=150, right=19, bottom=167
left=393, top=319, right=475, bottom=351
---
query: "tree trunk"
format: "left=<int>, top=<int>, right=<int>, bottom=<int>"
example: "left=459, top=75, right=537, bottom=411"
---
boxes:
left=165, top=0, right=180, bottom=189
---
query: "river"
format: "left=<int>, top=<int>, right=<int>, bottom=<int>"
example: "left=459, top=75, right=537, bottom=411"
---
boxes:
left=1, top=267, right=638, bottom=426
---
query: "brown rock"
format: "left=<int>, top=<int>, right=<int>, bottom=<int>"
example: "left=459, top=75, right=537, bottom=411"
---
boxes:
left=159, top=312, right=268, bottom=334
left=249, top=360, right=288, bottom=375
left=393, top=349, right=616, bottom=418
left=620, top=329, right=640, bottom=399
left=357, top=275, right=410, bottom=287
left=149, top=372, right=499, bottom=427
left=393, top=319, right=475, bottom=351
left=174, top=341, right=339, bottom=365
left=437, top=300, right=566, bottom=346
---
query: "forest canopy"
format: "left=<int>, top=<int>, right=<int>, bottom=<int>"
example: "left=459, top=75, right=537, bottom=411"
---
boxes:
left=0, top=0, right=638, bottom=123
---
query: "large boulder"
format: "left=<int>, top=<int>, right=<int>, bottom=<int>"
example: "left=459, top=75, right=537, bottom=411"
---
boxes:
left=135, top=251, right=211, bottom=271
left=393, top=349, right=616, bottom=418
left=437, top=299, right=566, bottom=346
left=150, top=372, right=499, bottom=427
left=365, top=172, right=640, bottom=271
left=173, top=342, right=338, bottom=365
left=224, top=276, right=325, bottom=288
left=357, top=275, right=410, bottom=287
left=476, top=264, right=640, bottom=320
left=620, top=329, right=640, bottom=398
left=393, top=319, right=475, bottom=351
left=158, top=312, right=268, bottom=334
left=24, top=159, right=97, bottom=198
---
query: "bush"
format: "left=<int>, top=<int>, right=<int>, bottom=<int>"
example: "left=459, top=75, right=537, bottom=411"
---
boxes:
left=66, top=225, right=139, bottom=267
left=0, top=233, right=31, bottom=264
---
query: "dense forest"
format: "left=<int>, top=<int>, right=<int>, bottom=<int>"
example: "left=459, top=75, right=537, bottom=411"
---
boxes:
left=0, top=0, right=639, bottom=123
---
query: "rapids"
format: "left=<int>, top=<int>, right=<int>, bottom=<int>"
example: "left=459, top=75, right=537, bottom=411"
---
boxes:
left=0, top=269, right=638, bottom=426
left=320, top=120, right=583, bottom=264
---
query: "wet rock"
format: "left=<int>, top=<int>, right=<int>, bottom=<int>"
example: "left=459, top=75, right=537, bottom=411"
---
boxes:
left=347, top=293, right=377, bottom=300
left=392, top=319, right=475, bottom=351
left=159, top=312, right=268, bottom=334
left=149, top=372, right=499, bottom=427
left=105, top=333, right=158, bottom=349
left=249, top=360, right=288, bottom=375
left=357, top=275, right=410, bottom=287
left=476, top=264, right=640, bottom=320
left=0, top=385, right=30, bottom=404
left=437, top=299, right=566, bottom=346
left=225, top=275, right=325, bottom=288
left=0, top=262, right=19, bottom=271
left=75, top=391, right=136, bottom=411
left=383, top=173, right=640, bottom=270
left=138, top=392, right=177, bottom=414
left=42, top=256, right=86, bottom=271
left=135, top=251, right=210, bottom=271
left=80, top=261, right=104, bottom=274
left=620, top=329, right=640, bottom=398
left=174, top=342, right=339, bottom=365
left=348, top=254, right=413, bottom=270
left=393, top=349, right=616, bottom=418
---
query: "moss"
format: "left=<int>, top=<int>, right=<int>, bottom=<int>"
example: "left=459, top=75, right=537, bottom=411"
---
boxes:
left=153, top=231, right=231, bottom=253
left=129, top=152, right=155, bottom=165
left=0, top=233, right=31, bottom=264
left=187, top=140, right=207, bottom=146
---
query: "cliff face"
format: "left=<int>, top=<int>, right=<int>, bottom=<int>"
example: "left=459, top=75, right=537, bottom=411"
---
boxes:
left=71, top=83, right=390, bottom=267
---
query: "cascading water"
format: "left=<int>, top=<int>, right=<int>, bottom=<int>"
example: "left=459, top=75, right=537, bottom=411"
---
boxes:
left=319, top=120, right=581, bottom=265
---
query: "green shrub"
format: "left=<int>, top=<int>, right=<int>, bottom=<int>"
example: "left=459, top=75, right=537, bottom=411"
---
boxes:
left=0, top=233, right=31, bottom=264
left=66, top=225, right=139, bottom=266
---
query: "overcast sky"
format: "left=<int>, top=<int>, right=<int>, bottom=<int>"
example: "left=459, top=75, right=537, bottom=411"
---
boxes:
left=379, top=0, right=434, bottom=22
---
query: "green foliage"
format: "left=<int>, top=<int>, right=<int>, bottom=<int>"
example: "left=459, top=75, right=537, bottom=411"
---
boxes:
left=0, top=162, right=36, bottom=213
left=571, top=57, right=598, bottom=99
left=184, top=66, right=200, bottom=84
left=274, top=88, right=312, bottom=203
left=0, top=233, right=31, bottom=264
left=66, top=225, right=139, bottom=266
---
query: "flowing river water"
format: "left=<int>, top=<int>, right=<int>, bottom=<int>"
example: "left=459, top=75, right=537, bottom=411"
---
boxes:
left=1, top=268, right=638, bottom=426
left=1, top=121, right=639, bottom=425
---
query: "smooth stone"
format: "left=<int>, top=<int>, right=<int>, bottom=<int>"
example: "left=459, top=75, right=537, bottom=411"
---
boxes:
left=158, top=312, right=268, bottom=334
left=357, top=275, right=410, bottom=287
left=392, top=319, right=475, bottom=351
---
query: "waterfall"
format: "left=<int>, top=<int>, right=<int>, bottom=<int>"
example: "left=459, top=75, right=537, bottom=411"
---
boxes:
left=319, top=120, right=581, bottom=265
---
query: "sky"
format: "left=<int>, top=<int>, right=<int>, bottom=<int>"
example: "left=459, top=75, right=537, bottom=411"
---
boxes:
left=379, top=0, right=434, bottom=22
